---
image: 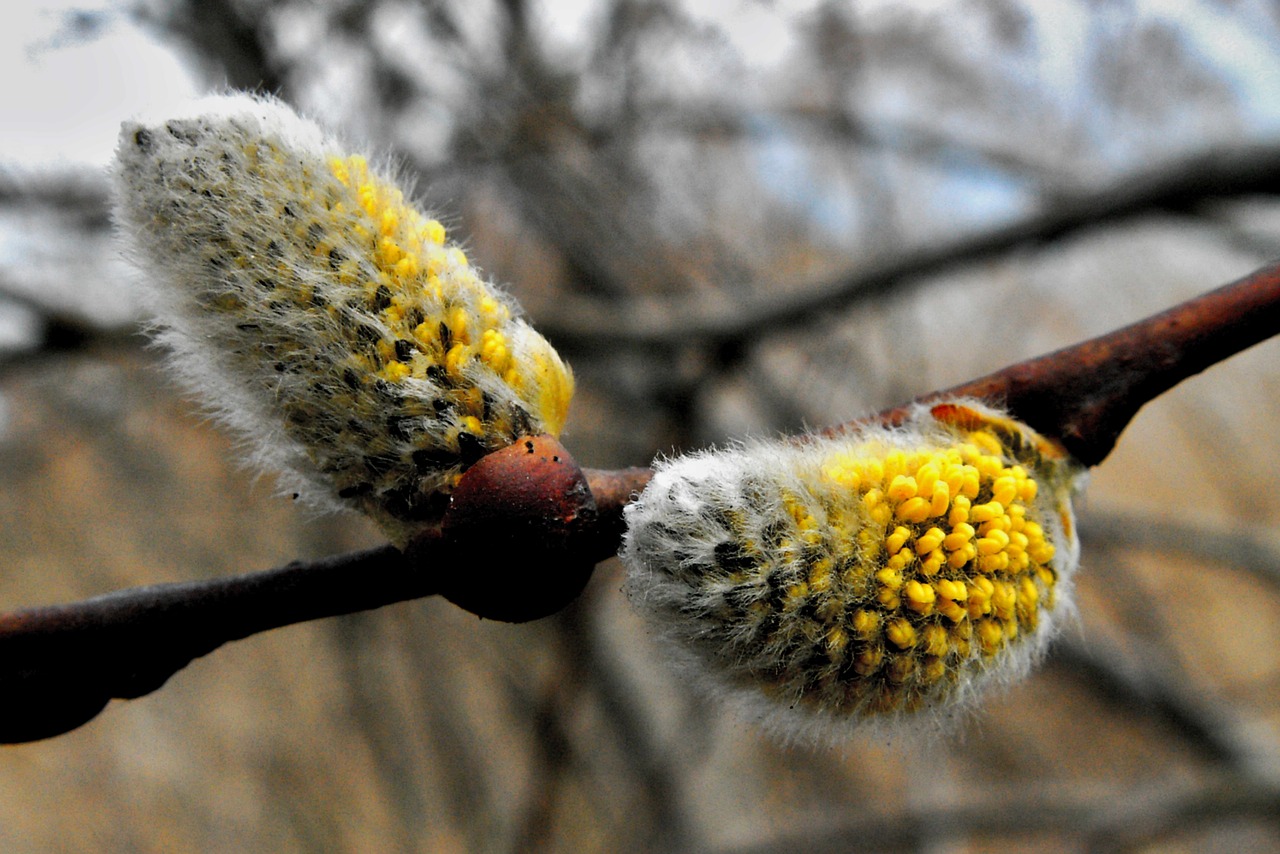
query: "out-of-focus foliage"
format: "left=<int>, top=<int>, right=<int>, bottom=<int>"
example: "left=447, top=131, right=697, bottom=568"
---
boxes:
left=2, top=1, right=1280, bottom=850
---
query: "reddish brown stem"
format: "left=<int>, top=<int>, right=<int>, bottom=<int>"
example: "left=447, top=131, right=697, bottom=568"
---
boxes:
left=868, top=261, right=1280, bottom=465
left=0, top=544, right=417, bottom=743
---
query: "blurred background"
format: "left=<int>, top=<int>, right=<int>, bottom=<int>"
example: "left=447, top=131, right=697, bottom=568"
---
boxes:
left=2, top=0, right=1280, bottom=850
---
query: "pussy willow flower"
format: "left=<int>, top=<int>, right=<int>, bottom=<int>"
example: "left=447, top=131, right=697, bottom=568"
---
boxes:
left=113, top=93, right=573, bottom=546
left=622, top=401, right=1085, bottom=742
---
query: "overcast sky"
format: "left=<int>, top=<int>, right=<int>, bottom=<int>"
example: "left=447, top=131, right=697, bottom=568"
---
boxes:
left=0, top=2, right=198, bottom=171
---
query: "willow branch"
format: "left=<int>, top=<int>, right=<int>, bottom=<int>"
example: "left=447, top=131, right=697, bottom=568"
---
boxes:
left=864, top=259, right=1280, bottom=465
left=1, top=260, right=1277, bottom=743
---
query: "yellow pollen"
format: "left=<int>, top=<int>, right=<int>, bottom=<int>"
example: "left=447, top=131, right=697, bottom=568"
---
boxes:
left=886, top=619, right=917, bottom=649
left=885, top=526, right=912, bottom=554
left=887, top=475, right=918, bottom=502
left=903, top=580, right=936, bottom=615
left=915, top=527, right=946, bottom=555
left=896, top=496, right=932, bottom=523
left=943, top=524, right=975, bottom=551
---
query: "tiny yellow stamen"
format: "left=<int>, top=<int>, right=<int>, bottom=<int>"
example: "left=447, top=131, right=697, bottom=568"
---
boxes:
left=886, top=619, right=917, bottom=650
left=903, top=580, right=936, bottom=615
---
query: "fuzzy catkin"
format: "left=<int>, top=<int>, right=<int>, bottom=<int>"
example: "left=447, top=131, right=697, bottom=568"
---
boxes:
left=621, top=401, right=1085, bottom=743
left=113, top=93, right=573, bottom=546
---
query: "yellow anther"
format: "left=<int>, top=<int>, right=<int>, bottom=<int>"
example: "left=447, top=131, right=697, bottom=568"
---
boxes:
left=379, top=208, right=399, bottom=237
left=394, top=256, right=420, bottom=279
left=445, top=343, right=472, bottom=375
left=853, top=647, right=883, bottom=676
left=1029, top=543, right=1056, bottom=564
left=1018, top=576, right=1039, bottom=609
left=920, top=656, right=948, bottom=684
left=936, top=578, right=968, bottom=601
left=896, top=496, right=932, bottom=523
left=943, top=523, right=975, bottom=551
left=852, top=609, right=880, bottom=638
left=412, top=320, right=437, bottom=346
left=1018, top=478, right=1038, bottom=502
left=825, top=626, right=848, bottom=656
left=808, top=559, right=833, bottom=593
left=937, top=598, right=967, bottom=623
left=940, top=464, right=962, bottom=495
left=904, top=580, right=936, bottom=614
left=991, top=580, right=1017, bottom=621
left=882, top=450, right=907, bottom=482
left=377, top=237, right=403, bottom=266
left=977, top=619, right=1005, bottom=655
left=887, top=475, right=918, bottom=502
left=992, top=476, right=1019, bottom=507
left=968, top=576, right=994, bottom=617
left=885, top=525, right=912, bottom=554
left=948, top=494, right=970, bottom=526
left=382, top=360, right=410, bottom=382
left=481, top=328, right=509, bottom=367
left=328, top=156, right=350, bottom=185
left=446, top=305, right=470, bottom=343
left=475, top=293, right=498, bottom=316
left=886, top=550, right=914, bottom=571
left=970, top=501, right=1004, bottom=524
left=922, top=624, right=949, bottom=656
left=916, top=462, right=940, bottom=495
left=969, top=430, right=1003, bottom=455
left=875, top=567, right=903, bottom=590
left=977, top=552, right=1010, bottom=572
left=822, top=462, right=861, bottom=489
left=920, top=550, right=945, bottom=576
left=915, top=527, right=946, bottom=555
left=886, top=619, right=917, bottom=649
left=784, top=581, right=809, bottom=608
left=976, top=532, right=1009, bottom=556
left=929, top=481, right=950, bottom=517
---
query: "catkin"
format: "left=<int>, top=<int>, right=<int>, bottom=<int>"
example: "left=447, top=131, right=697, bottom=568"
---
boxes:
left=114, top=93, right=573, bottom=546
left=622, top=401, right=1085, bottom=742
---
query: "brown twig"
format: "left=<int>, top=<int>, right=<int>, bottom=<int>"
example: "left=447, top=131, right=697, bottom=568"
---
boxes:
left=0, top=544, right=409, bottom=743
left=1, top=261, right=1277, bottom=743
left=866, top=259, right=1280, bottom=465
